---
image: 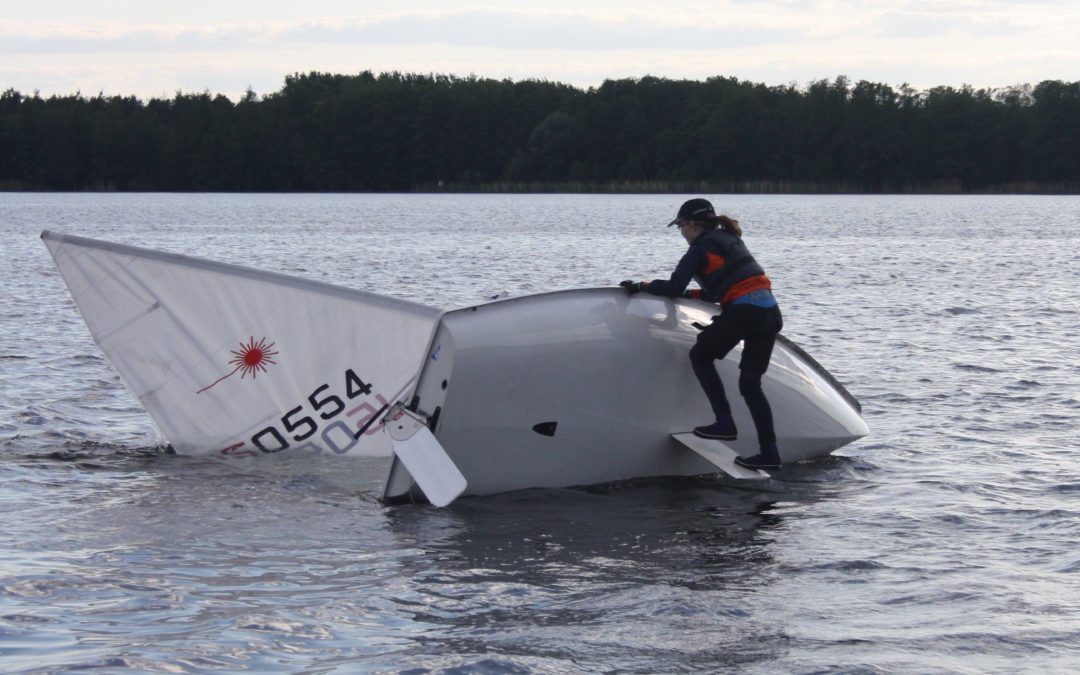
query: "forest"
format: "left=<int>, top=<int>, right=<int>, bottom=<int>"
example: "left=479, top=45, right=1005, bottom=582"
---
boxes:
left=1, top=72, right=1078, bottom=192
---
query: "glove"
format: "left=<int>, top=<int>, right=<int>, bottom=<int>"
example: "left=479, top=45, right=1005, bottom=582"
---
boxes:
left=619, top=280, right=642, bottom=294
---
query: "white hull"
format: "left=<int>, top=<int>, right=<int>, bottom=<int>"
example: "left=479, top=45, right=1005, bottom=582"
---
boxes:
left=384, top=290, right=867, bottom=500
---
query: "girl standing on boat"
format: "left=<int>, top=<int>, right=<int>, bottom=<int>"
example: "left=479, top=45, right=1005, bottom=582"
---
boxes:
left=620, top=198, right=783, bottom=470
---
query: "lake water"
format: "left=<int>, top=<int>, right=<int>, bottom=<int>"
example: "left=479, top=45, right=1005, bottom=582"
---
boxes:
left=2, top=193, right=1079, bottom=673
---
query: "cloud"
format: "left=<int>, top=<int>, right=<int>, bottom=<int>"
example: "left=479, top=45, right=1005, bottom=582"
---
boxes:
left=286, top=10, right=808, bottom=50
left=0, top=9, right=808, bottom=55
left=3, top=3, right=1077, bottom=98
left=0, top=21, right=258, bottom=54
left=875, top=9, right=1032, bottom=39
left=6, top=4, right=1061, bottom=57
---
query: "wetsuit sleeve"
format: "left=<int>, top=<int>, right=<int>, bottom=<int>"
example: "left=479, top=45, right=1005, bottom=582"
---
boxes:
left=643, top=246, right=700, bottom=297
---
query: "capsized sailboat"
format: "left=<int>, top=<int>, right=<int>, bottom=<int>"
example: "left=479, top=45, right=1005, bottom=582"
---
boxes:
left=42, top=231, right=868, bottom=506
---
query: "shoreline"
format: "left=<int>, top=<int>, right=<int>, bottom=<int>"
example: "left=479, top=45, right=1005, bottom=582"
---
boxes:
left=4, top=180, right=1080, bottom=195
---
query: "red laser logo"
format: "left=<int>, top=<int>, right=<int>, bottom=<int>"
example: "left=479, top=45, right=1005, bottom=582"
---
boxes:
left=197, top=337, right=279, bottom=394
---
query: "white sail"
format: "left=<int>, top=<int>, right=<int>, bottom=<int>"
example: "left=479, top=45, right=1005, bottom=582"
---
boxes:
left=42, top=231, right=441, bottom=457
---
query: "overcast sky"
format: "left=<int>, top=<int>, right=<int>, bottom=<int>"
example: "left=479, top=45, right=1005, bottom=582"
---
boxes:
left=3, top=1, right=1078, bottom=99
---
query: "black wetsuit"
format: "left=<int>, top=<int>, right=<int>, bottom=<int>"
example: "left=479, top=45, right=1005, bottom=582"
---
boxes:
left=644, top=229, right=783, bottom=451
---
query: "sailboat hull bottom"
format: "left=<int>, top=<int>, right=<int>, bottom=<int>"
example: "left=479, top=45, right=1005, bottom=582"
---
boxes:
left=384, top=289, right=868, bottom=501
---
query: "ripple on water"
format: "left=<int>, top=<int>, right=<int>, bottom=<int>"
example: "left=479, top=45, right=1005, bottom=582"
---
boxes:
left=944, top=306, right=981, bottom=315
left=951, top=363, right=1002, bottom=373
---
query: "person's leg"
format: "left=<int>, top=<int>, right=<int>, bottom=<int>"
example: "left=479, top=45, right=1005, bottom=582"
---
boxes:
left=689, top=313, right=742, bottom=439
left=736, top=306, right=783, bottom=465
left=739, top=370, right=778, bottom=460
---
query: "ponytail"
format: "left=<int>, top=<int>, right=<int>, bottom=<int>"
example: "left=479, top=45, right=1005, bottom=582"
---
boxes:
left=716, top=215, right=742, bottom=238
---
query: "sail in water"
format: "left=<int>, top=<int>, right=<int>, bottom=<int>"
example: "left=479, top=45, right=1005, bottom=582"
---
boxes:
left=42, top=231, right=441, bottom=457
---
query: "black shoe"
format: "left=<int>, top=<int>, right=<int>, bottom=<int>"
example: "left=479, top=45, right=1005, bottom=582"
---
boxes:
left=734, top=454, right=781, bottom=470
left=692, top=417, right=737, bottom=441
left=761, top=442, right=781, bottom=466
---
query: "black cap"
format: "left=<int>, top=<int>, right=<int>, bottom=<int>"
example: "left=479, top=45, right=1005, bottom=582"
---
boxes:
left=667, top=198, right=717, bottom=226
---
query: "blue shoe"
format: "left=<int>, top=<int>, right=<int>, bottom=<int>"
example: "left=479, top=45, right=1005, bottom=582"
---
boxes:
left=692, top=417, right=737, bottom=441
left=734, top=454, right=781, bottom=470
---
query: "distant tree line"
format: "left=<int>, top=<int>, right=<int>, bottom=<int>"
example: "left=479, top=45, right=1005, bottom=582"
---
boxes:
left=1, top=72, right=1078, bottom=192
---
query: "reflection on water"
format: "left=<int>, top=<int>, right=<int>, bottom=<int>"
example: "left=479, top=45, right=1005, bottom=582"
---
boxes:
left=385, top=485, right=794, bottom=669
left=1, top=444, right=854, bottom=672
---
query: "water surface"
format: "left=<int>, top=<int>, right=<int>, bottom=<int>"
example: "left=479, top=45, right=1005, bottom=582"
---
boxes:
left=2, top=193, right=1079, bottom=672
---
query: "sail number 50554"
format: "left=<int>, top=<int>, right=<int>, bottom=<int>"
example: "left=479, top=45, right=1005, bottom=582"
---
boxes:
left=220, top=368, right=387, bottom=457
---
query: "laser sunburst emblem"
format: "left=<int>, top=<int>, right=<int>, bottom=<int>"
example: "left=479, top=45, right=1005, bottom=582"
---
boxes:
left=196, top=337, right=279, bottom=394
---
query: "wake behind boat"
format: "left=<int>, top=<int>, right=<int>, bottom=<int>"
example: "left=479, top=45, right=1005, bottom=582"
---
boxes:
left=42, top=231, right=868, bottom=506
